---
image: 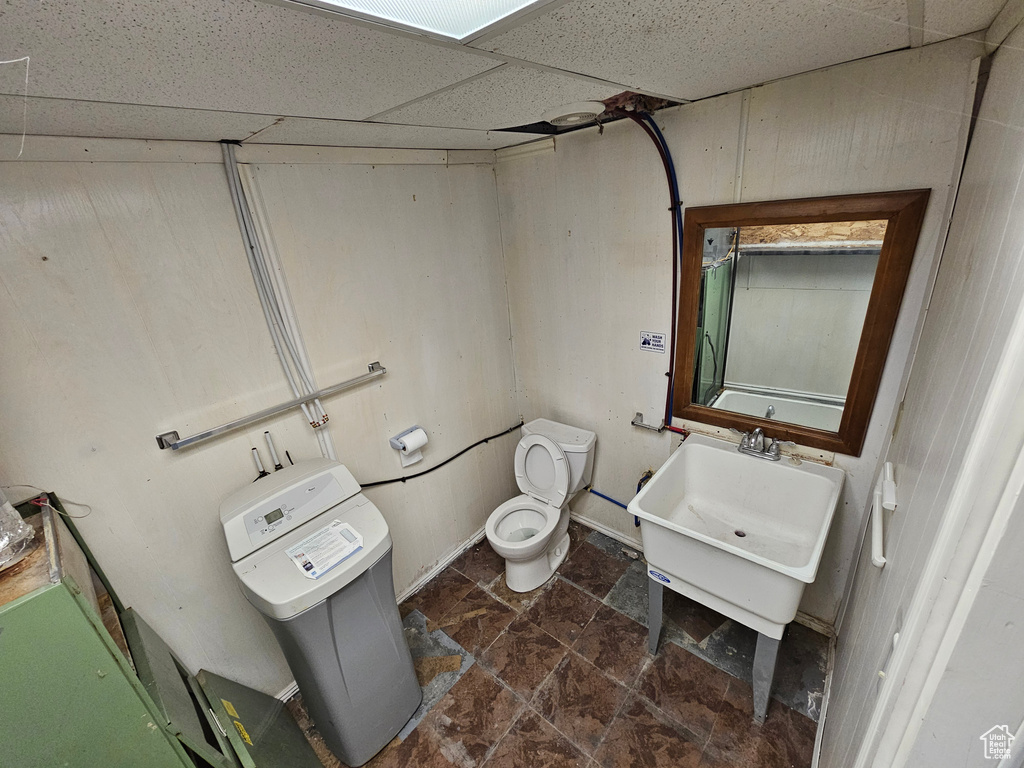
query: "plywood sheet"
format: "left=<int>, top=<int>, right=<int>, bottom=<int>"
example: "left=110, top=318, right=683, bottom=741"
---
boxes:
left=738, top=220, right=887, bottom=246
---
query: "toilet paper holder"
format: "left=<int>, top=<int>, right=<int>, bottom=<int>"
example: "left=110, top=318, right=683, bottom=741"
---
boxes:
left=390, top=426, right=428, bottom=468
left=389, top=426, right=424, bottom=452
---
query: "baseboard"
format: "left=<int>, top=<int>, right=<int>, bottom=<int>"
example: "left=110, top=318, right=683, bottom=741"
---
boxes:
left=570, top=511, right=644, bottom=552
left=395, top=524, right=488, bottom=603
left=795, top=611, right=837, bottom=638
left=811, top=635, right=838, bottom=767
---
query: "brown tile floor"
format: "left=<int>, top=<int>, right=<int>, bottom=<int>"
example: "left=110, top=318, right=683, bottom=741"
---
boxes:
left=294, top=521, right=822, bottom=768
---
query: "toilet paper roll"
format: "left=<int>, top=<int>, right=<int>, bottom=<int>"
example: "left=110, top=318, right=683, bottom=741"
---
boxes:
left=397, top=427, right=428, bottom=455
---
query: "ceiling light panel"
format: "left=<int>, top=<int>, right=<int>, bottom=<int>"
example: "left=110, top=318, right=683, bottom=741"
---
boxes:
left=290, top=0, right=558, bottom=41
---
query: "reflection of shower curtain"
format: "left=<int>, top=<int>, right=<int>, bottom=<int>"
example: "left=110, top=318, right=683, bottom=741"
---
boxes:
left=694, top=259, right=734, bottom=405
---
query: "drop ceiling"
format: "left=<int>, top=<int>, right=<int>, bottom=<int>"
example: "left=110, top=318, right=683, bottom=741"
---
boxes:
left=0, top=0, right=1007, bottom=150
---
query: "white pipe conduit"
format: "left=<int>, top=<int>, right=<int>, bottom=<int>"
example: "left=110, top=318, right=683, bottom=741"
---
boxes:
left=238, top=166, right=333, bottom=439
left=872, top=461, right=898, bottom=568
left=221, top=142, right=337, bottom=460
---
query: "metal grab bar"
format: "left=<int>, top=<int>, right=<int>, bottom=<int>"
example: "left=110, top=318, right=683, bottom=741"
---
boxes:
left=155, top=362, right=386, bottom=451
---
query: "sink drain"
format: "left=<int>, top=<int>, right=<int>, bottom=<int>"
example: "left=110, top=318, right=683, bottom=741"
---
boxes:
left=734, top=530, right=747, bottom=538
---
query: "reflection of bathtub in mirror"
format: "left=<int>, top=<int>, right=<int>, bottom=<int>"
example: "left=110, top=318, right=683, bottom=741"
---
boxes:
left=708, top=388, right=844, bottom=432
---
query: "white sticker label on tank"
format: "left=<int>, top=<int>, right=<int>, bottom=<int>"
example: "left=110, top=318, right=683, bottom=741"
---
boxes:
left=640, top=331, right=666, bottom=353
left=285, top=520, right=363, bottom=580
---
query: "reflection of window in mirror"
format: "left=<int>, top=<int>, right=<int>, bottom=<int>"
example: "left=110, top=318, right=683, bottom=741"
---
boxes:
left=695, top=220, right=887, bottom=432
left=675, top=190, right=930, bottom=456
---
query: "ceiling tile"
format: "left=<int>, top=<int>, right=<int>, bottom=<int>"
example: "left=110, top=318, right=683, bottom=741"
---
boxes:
left=373, top=65, right=620, bottom=130
left=922, top=0, right=1005, bottom=44
left=0, top=0, right=498, bottom=120
left=245, top=116, right=539, bottom=148
left=475, top=0, right=911, bottom=100
left=0, top=97, right=276, bottom=142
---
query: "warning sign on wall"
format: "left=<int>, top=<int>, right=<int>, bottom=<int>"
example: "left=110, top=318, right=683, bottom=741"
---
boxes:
left=640, top=331, right=666, bottom=354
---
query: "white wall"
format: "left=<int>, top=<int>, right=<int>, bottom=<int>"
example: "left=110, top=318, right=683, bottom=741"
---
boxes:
left=237, top=154, right=521, bottom=594
left=726, top=251, right=877, bottom=398
left=906, top=474, right=1024, bottom=767
left=495, top=37, right=982, bottom=624
left=820, top=21, right=1024, bottom=766
left=0, top=141, right=517, bottom=694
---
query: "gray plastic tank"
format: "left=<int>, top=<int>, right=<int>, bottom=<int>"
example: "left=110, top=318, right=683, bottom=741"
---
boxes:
left=265, top=548, right=420, bottom=766
left=221, top=460, right=421, bottom=766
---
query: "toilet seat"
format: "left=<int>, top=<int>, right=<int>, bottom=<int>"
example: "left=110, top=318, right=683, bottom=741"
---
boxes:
left=486, top=495, right=560, bottom=557
left=514, top=434, right=569, bottom=507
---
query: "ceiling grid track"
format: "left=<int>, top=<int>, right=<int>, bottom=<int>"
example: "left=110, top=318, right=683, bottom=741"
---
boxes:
left=0, top=0, right=1009, bottom=147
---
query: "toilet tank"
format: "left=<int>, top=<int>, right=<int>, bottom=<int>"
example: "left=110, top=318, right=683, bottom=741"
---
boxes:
left=522, top=418, right=596, bottom=495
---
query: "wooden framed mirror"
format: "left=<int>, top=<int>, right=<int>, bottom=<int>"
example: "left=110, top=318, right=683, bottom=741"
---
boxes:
left=673, top=189, right=930, bottom=456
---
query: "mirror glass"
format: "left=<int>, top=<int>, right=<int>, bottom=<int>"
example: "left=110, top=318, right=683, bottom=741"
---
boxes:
left=674, top=190, right=930, bottom=456
left=693, top=220, right=887, bottom=431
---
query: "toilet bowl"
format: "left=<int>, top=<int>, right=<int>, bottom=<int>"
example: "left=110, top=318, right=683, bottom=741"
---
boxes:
left=485, top=419, right=596, bottom=592
left=486, top=496, right=571, bottom=592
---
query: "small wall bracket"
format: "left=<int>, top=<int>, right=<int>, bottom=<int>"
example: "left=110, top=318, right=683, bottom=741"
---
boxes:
left=155, top=431, right=181, bottom=450
left=631, top=412, right=665, bottom=432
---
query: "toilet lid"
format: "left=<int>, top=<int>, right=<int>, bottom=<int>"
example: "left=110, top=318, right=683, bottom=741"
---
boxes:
left=514, top=434, right=569, bottom=507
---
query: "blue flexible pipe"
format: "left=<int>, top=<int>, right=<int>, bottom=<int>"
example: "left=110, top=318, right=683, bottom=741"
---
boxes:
left=589, top=488, right=629, bottom=510
left=641, top=114, right=685, bottom=259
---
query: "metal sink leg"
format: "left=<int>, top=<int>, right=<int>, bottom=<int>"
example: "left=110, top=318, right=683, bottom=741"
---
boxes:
left=648, top=576, right=663, bottom=654
left=753, top=632, right=781, bottom=724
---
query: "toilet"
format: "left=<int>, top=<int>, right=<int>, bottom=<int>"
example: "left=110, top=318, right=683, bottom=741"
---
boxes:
left=486, top=418, right=596, bottom=592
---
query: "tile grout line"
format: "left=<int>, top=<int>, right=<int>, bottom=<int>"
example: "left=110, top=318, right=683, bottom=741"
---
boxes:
left=417, top=580, right=536, bottom=768
left=479, top=581, right=614, bottom=763
left=480, top=571, right=547, bottom=614
left=476, top=684, right=530, bottom=768
left=408, top=529, right=822, bottom=765
left=474, top=636, right=585, bottom=767
left=516, top=586, right=640, bottom=762
left=402, top=539, right=610, bottom=760
left=700, top=678, right=738, bottom=763
left=433, top=567, right=658, bottom=761
left=629, top=645, right=724, bottom=754
left=520, top=654, right=596, bottom=762
left=587, top=653, right=657, bottom=764
left=592, top=554, right=827, bottom=725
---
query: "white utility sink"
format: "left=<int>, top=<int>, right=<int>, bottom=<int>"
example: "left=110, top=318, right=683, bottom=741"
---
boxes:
left=628, top=433, right=844, bottom=722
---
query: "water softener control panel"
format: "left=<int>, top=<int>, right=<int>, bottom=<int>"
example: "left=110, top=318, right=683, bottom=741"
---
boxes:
left=220, top=458, right=362, bottom=562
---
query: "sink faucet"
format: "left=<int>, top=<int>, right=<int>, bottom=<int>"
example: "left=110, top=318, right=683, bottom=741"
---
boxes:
left=736, top=428, right=791, bottom=461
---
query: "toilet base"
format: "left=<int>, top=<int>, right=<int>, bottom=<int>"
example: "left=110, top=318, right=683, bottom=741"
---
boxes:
left=505, top=532, right=570, bottom=593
